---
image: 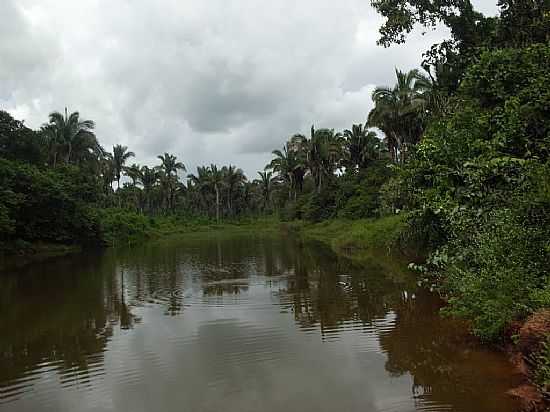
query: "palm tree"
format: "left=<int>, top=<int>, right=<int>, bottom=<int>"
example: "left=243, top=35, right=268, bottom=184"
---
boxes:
left=269, top=144, right=295, bottom=200
left=139, top=166, right=159, bottom=212
left=157, top=153, right=185, bottom=211
left=223, top=165, right=246, bottom=215
left=306, top=126, right=343, bottom=193
left=41, top=124, right=60, bottom=167
left=157, top=152, right=186, bottom=177
left=256, top=171, right=273, bottom=211
left=113, top=145, right=135, bottom=189
left=368, top=69, right=428, bottom=163
left=44, top=108, right=97, bottom=164
left=124, top=163, right=142, bottom=186
left=100, top=152, right=115, bottom=195
left=208, top=165, right=224, bottom=223
left=288, top=134, right=308, bottom=195
left=122, top=163, right=142, bottom=211
left=187, top=166, right=212, bottom=212
left=343, top=123, right=383, bottom=169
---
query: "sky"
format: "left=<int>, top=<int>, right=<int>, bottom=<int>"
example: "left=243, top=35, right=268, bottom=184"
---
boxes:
left=1, top=0, right=498, bottom=177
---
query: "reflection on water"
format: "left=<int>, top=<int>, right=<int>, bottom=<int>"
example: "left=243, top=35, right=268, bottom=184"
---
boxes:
left=0, top=233, right=521, bottom=412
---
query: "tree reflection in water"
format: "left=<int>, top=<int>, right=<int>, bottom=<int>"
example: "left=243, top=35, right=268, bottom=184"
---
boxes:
left=0, top=234, right=521, bottom=411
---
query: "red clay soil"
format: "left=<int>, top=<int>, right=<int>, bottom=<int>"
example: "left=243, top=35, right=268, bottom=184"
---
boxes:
left=504, top=310, right=550, bottom=411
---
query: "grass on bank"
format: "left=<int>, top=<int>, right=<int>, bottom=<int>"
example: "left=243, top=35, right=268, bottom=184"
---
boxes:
left=98, top=208, right=281, bottom=246
left=285, top=214, right=407, bottom=254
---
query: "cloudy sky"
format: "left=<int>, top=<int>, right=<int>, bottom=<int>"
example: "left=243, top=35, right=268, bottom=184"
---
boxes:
left=1, top=0, right=497, bottom=176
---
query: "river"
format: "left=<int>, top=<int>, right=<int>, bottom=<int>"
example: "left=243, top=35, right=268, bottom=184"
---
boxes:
left=0, top=232, right=522, bottom=411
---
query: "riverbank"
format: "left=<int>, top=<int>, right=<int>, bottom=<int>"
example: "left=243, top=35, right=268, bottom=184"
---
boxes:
left=0, top=211, right=282, bottom=270
left=286, top=215, right=549, bottom=411
left=97, top=208, right=282, bottom=247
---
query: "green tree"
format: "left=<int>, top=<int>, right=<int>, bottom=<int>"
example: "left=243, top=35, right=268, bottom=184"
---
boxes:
left=124, top=163, right=142, bottom=187
left=343, top=123, right=383, bottom=170
left=223, top=165, right=246, bottom=215
left=208, top=165, right=224, bottom=223
left=45, top=108, right=97, bottom=165
left=368, top=69, right=428, bottom=162
left=157, top=153, right=185, bottom=211
left=256, top=171, right=274, bottom=211
left=112, top=145, right=135, bottom=189
left=139, top=166, right=159, bottom=212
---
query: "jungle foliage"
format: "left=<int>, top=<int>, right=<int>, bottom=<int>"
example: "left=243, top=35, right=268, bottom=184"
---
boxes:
left=372, top=0, right=550, bottom=340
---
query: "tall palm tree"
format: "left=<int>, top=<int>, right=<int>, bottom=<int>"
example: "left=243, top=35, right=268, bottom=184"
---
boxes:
left=139, top=166, right=159, bottom=212
left=100, top=152, right=115, bottom=195
left=157, top=153, right=185, bottom=211
left=124, top=163, right=142, bottom=186
left=256, top=171, right=273, bottom=211
left=113, top=145, right=135, bottom=189
left=208, top=165, right=224, bottom=223
left=343, top=123, right=383, bottom=169
left=368, top=69, right=428, bottom=163
left=223, top=165, right=246, bottom=215
left=306, top=126, right=343, bottom=193
left=269, top=144, right=295, bottom=200
left=41, top=124, right=60, bottom=167
left=45, top=108, right=97, bottom=164
left=288, top=134, right=308, bottom=195
left=157, top=152, right=186, bottom=177
left=187, top=166, right=212, bottom=212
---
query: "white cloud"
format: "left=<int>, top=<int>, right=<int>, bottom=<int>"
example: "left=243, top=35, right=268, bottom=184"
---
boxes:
left=1, top=0, right=498, bottom=176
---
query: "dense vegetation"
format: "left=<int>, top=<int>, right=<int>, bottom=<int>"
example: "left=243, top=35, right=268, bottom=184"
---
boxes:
left=1, top=0, right=549, bottom=352
left=0, top=108, right=396, bottom=248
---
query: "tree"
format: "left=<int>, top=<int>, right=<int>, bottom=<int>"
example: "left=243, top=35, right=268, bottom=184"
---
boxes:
left=45, top=108, right=97, bottom=165
left=157, top=153, right=185, bottom=211
left=157, top=152, right=186, bottom=177
left=343, top=123, right=383, bottom=170
left=256, top=171, right=274, bottom=211
left=307, top=126, right=344, bottom=192
left=139, top=166, right=159, bottom=212
left=223, top=165, right=246, bottom=215
left=287, top=134, right=308, bottom=196
left=99, top=153, right=115, bottom=195
left=371, top=0, right=489, bottom=48
left=112, top=145, right=135, bottom=189
left=269, top=144, right=295, bottom=200
left=0, top=111, right=45, bottom=165
left=124, top=163, right=142, bottom=187
left=368, top=69, right=428, bottom=162
left=208, top=165, right=224, bottom=223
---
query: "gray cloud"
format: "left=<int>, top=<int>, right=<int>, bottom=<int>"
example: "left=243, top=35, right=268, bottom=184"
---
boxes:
left=1, top=0, right=498, bottom=176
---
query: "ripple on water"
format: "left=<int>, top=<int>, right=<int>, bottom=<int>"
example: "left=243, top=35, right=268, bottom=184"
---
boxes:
left=0, top=235, right=523, bottom=412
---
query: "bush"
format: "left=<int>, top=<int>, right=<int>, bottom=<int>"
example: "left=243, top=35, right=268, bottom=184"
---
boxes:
left=401, top=44, right=550, bottom=340
left=0, top=158, right=102, bottom=247
left=97, top=208, right=155, bottom=246
left=337, top=161, right=393, bottom=219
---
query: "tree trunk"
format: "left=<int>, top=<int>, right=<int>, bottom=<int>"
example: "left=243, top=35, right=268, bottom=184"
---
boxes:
left=228, top=189, right=232, bottom=216
left=65, top=142, right=72, bottom=164
left=215, top=185, right=220, bottom=224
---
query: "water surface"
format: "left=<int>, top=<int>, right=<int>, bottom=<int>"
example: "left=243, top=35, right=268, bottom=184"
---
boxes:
left=0, top=233, right=522, bottom=411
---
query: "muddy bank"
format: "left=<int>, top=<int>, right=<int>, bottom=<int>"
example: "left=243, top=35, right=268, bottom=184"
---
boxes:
left=505, top=310, right=550, bottom=411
